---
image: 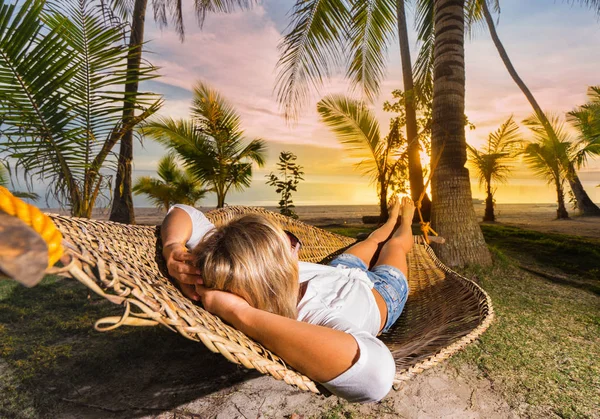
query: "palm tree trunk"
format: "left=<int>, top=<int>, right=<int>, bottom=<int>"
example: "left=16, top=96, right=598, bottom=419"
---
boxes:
left=430, top=0, right=491, bottom=267
left=397, top=0, right=430, bottom=221
left=566, top=162, right=600, bottom=215
left=556, top=178, right=569, bottom=219
left=484, top=181, right=494, bottom=222
left=109, top=0, right=148, bottom=224
left=379, top=177, right=388, bottom=223
left=481, top=0, right=600, bottom=216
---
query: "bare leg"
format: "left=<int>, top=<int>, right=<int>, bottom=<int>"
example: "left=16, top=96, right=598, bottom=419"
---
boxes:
left=374, top=197, right=415, bottom=278
left=342, top=196, right=401, bottom=266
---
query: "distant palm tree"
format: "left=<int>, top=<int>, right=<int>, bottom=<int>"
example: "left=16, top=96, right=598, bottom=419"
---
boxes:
left=105, top=0, right=258, bottom=224
left=568, top=87, right=600, bottom=208
left=133, top=154, right=207, bottom=211
left=522, top=114, right=572, bottom=219
left=317, top=95, right=406, bottom=222
left=142, top=81, right=267, bottom=208
left=467, top=117, right=521, bottom=222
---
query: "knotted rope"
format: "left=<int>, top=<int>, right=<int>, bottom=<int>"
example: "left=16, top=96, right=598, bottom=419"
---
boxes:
left=0, top=186, right=64, bottom=267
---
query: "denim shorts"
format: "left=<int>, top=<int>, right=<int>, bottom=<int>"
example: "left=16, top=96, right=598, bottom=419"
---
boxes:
left=329, top=253, right=409, bottom=333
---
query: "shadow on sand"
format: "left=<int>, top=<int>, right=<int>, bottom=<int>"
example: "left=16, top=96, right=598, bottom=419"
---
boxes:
left=0, top=278, right=261, bottom=418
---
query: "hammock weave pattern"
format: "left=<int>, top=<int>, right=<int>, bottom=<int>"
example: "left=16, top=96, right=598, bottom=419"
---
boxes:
left=43, top=206, right=493, bottom=393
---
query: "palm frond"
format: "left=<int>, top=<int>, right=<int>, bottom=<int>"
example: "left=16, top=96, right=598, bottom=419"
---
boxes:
left=413, top=0, right=434, bottom=103
left=191, top=80, right=242, bottom=136
left=522, top=113, right=573, bottom=185
left=568, top=86, right=600, bottom=168
left=487, top=115, right=522, bottom=153
left=346, top=0, right=395, bottom=103
left=275, top=0, right=351, bottom=120
left=562, top=0, right=600, bottom=16
left=0, top=0, right=80, bottom=205
left=317, top=94, right=381, bottom=162
left=151, top=0, right=257, bottom=41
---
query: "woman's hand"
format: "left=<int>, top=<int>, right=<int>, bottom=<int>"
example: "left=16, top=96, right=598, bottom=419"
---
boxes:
left=163, top=243, right=203, bottom=301
left=195, top=285, right=250, bottom=322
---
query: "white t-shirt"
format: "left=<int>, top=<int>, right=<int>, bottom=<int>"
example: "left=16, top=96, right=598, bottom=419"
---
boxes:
left=168, top=204, right=395, bottom=402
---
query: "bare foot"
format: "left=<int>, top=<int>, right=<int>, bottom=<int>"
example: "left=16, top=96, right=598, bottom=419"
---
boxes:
left=387, top=195, right=401, bottom=221
left=401, top=196, right=415, bottom=221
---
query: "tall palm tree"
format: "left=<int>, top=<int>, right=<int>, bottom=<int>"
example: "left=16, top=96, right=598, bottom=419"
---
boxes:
left=133, top=154, right=208, bottom=211
left=397, top=0, right=430, bottom=219
left=275, top=0, right=429, bottom=218
left=522, top=114, right=573, bottom=219
left=430, top=0, right=491, bottom=267
left=0, top=0, right=160, bottom=217
left=142, top=81, right=267, bottom=208
left=317, top=95, right=406, bottom=221
left=477, top=0, right=600, bottom=216
left=105, top=0, right=258, bottom=224
left=467, top=116, right=521, bottom=222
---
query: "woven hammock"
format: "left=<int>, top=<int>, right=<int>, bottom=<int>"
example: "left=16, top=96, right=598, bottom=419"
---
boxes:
left=3, top=205, right=494, bottom=394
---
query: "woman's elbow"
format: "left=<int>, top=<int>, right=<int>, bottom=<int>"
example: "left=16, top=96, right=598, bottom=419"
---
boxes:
left=359, top=354, right=395, bottom=402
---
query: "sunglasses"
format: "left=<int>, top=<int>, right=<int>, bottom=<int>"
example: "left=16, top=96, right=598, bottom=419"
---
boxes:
left=284, top=230, right=302, bottom=253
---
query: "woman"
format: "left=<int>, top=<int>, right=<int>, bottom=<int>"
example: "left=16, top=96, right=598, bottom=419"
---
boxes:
left=161, top=196, right=414, bottom=402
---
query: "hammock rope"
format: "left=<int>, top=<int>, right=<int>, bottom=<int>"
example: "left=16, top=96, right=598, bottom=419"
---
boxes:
left=0, top=189, right=494, bottom=393
left=0, top=186, right=63, bottom=267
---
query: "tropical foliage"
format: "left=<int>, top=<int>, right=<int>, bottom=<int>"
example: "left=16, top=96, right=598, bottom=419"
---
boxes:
left=467, top=116, right=521, bottom=222
left=0, top=163, right=39, bottom=200
left=142, top=81, right=267, bottom=208
left=568, top=86, right=600, bottom=171
left=266, top=151, right=304, bottom=219
left=522, top=114, right=573, bottom=219
left=317, top=95, right=407, bottom=221
left=133, top=154, right=207, bottom=211
left=104, top=0, right=258, bottom=223
left=0, top=0, right=160, bottom=217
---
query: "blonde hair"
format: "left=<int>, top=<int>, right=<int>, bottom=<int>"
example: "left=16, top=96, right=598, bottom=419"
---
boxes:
left=192, top=214, right=299, bottom=319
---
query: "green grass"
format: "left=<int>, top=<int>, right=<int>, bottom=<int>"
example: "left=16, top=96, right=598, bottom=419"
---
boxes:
left=324, top=223, right=600, bottom=417
left=480, top=224, right=600, bottom=281
left=455, top=252, right=600, bottom=418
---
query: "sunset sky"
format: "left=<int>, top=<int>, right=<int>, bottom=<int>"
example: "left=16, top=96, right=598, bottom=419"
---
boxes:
left=131, top=0, right=600, bottom=207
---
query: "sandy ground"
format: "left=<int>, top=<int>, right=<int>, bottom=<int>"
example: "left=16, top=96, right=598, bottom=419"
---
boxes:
left=474, top=203, right=600, bottom=238
left=144, top=365, right=519, bottom=419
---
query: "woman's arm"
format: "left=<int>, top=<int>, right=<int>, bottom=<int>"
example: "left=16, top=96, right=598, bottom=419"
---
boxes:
left=161, top=207, right=203, bottom=299
left=196, top=286, right=359, bottom=383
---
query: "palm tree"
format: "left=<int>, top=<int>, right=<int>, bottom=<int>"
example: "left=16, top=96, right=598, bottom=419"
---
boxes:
left=411, top=0, right=600, bottom=215
left=477, top=0, right=600, bottom=216
left=317, top=95, right=406, bottom=222
left=397, top=0, right=430, bottom=218
left=0, top=0, right=160, bottom=217
left=430, top=0, right=491, bottom=267
left=105, top=0, right=258, bottom=224
left=522, top=114, right=573, bottom=219
left=568, top=86, right=600, bottom=185
left=133, top=154, right=208, bottom=211
left=142, top=81, right=267, bottom=208
left=275, top=0, right=430, bottom=218
left=467, top=116, right=521, bottom=222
